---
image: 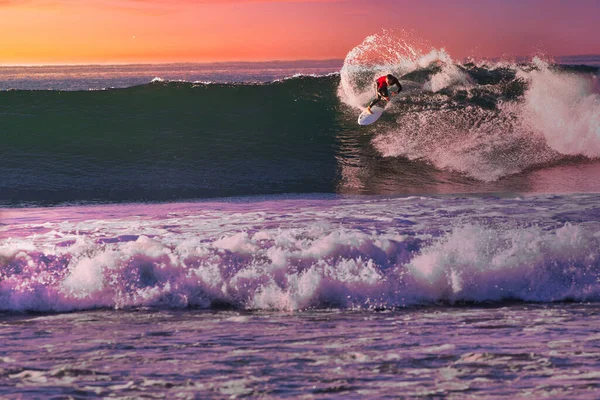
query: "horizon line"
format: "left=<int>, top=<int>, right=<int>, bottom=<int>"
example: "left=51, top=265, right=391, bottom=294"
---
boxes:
left=0, top=58, right=346, bottom=68
left=1, top=54, right=599, bottom=68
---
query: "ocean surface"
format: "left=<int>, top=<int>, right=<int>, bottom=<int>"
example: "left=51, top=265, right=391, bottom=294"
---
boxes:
left=2, top=33, right=600, bottom=398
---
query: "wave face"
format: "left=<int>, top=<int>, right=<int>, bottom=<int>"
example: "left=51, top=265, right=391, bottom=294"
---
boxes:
left=1, top=36, right=600, bottom=205
left=0, top=77, right=341, bottom=205
left=2, top=194, right=600, bottom=312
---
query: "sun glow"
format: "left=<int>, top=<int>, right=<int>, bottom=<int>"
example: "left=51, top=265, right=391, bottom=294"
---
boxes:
left=1, top=0, right=598, bottom=65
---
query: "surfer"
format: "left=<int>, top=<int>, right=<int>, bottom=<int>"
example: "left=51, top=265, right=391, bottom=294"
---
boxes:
left=366, top=74, right=402, bottom=114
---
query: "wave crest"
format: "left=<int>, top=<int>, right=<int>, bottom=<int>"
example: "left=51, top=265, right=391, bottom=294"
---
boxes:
left=339, top=32, right=600, bottom=181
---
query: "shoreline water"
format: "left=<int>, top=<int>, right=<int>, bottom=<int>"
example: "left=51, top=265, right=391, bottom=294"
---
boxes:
left=2, top=304, right=600, bottom=398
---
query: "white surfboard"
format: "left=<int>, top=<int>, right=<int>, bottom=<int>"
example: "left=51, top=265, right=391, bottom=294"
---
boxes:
left=358, top=105, right=384, bottom=125
left=358, top=85, right=400, bottom=126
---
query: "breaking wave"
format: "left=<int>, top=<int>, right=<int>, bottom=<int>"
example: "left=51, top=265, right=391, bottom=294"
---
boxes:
left=339, top=31, right=600, bottom=182
left=2, top=195, right=600, bottom=312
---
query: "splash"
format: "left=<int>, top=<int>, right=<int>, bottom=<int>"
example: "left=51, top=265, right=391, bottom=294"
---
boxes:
left=338, top=30, right=445, bottom=108
left=522, top=58, right=600, bottom=157
left=339, top=33, right=600, bottom=181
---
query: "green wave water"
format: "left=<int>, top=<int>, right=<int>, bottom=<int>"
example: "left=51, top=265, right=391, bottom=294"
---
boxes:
left=1, top=77, right=341, bottom=205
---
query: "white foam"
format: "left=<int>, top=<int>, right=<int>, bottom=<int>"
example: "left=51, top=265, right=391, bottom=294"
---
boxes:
left=521, top=59, right=600, bottom=157
left=2, top=196, right=600, bottom=311
left=423, top=63, right=473, bottom=93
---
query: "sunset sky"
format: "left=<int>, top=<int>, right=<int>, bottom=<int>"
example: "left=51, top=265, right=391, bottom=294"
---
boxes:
left=1, top=0, right=599, bottom=65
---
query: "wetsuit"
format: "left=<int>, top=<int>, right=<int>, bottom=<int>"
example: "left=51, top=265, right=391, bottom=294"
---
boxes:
left=368, top=76, right=391, bottom=108
left=368, top=76, right=402, bottom=108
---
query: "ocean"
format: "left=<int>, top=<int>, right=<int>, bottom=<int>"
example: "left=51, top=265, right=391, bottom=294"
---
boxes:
left=2, top=34, right=600, bottom=397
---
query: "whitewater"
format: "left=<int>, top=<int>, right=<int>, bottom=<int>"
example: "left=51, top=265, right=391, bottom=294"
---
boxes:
left=2, top=193, right=600, bottom=312
left=2, top=33, right=600, bottom=398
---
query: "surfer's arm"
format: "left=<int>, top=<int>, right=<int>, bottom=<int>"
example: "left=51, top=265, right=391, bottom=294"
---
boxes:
left=394, top=81, right=403, bottom=93
left=380, top=89, right=389, bottom=101
left=376, top=85, right=388, bottom=99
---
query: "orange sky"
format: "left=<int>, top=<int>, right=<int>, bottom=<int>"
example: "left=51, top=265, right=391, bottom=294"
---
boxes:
left=1, top=0, right=599, bottom=65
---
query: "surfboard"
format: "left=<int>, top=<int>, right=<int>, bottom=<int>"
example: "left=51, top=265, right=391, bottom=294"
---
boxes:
left=357, top=85, right=400, bottom=126
left=358, top=105, right=384, bottom=125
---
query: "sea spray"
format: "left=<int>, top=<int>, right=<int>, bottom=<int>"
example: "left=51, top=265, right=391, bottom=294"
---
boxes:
left=338, top=32, right=600, bottom=181
left=522, top=58, right=600, bottom=157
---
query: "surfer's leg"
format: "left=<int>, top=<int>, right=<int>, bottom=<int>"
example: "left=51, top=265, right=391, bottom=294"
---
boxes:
left=366, top=94, right=384, bottom=113
left=368, top=96, right=382, bottom=108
